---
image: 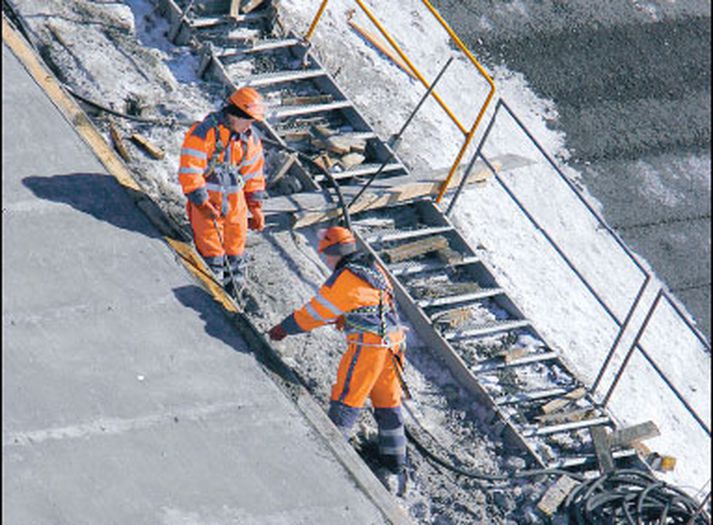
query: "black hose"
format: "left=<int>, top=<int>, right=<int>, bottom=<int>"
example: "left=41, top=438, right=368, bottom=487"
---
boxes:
left=260, top=136, right=352, bottom=231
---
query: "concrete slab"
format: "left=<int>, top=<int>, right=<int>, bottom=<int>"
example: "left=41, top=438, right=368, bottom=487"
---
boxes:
left=2, top=41, right=389, bottom=524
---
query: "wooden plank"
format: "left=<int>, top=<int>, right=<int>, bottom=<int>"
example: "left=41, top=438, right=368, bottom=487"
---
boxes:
left=537, top=475, right=579, bottom=516
left=540, top=387, right=587, bottom=415
left=348, top=19, right=416, bottom=80
left=591, top=426, right=615, bottom=474
left=130, top=133, right=165, bottom=160
left=608, top=421, right=660, bottom=449
left=535, top=407, right=597, bottom=425
left=229, top=0, right=240, bottom=18
left=383, top=235, right=449, bottom=263
left=240, top=0, right=265, bottom=14
left=267, top=152, right=297, bottom=189
left=108, top=121, right=130, bottom=162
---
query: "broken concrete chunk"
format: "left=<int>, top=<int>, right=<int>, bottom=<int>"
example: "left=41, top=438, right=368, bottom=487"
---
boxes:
left=339, top=152, right=366, bottom=170
left=537, top=475, right=579, bottom=516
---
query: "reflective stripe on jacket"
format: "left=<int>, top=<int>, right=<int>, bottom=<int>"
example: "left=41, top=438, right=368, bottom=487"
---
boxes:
left=282, top=253, right=401, bottom=337
left=178, top=111, right=266, bottom=209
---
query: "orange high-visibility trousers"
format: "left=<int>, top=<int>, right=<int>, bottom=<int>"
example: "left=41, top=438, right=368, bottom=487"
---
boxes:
left=187, top=191, right=248, bottom=258
left=330, top=329, right=406, bottom=409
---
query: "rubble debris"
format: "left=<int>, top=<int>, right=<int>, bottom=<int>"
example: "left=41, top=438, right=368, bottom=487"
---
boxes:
left=383, top=235, right=449, bottom=263
left=268, top=151, right=297, bottom=188
left=339, top=152, right=365, bottom=170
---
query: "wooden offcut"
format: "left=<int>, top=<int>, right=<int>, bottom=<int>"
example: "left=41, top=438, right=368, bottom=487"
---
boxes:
left=268, top=152, right=297, bottom=189
left=384, top=235, right=449, bottom=263
left=282, top=94, right=333, bottom=106
left=108, top=121, right=130, bottom=162
left=130, top=133, right=165, bottom=160
left=608, top=421, right=660, bottom=449
left=437, top=248, right=464, bottom=265
left=540, top=387, right=587, bottom=415
left=591, top=426, right=615, bottom=474
left=535, top=407, right=595, bottom=425
left=240, top=0, right=265, bottom=14
left=433, top=307, right=472, bottom=329
left=537, top=475, right=579, bottom=516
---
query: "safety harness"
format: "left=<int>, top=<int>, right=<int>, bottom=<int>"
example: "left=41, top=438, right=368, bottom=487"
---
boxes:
left=339, top=255, right=411, bottom=398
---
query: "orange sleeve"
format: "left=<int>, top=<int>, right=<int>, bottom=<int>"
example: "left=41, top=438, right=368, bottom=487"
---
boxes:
left=178, top=125, right=211, bottom=204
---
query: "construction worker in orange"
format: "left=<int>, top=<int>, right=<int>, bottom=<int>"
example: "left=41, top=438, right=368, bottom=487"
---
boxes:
left=268, top=226, right=409, bottom=494
left=178, top=87, right=267, bottom=295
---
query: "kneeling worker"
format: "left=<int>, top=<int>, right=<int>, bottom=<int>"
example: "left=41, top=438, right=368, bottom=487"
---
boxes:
left=178, top=87, right=267, bottom=295
left=268, top=226, right=408, bottom=494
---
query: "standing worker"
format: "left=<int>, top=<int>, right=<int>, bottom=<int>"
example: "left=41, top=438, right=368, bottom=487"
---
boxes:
left=268, top=226, right=409, bottom=495
left=178, top=87, right=267, bottom=295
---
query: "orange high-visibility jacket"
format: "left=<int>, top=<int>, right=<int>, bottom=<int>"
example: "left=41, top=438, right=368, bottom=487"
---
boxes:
left=281, top=253, right=402, bottom=338
left=178, top=111, right=266, bottom=213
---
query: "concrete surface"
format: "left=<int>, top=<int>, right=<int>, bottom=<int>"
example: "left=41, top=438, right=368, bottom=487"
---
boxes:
left=1, top=42, right=387, bottom=525
left=431, top=0, right=711, bottom=338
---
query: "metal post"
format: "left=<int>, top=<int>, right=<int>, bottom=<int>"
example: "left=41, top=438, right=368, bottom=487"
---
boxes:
left=602, top=290, right=663, bottom=407
left=445, top=98, right=503, bottom=216
left=347, top=57, right=454, bottom=211
left=591, top=274, right=651, bottom=396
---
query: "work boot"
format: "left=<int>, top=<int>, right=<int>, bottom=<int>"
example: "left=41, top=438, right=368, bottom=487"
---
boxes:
left=377, top=467, right=409, bottom=498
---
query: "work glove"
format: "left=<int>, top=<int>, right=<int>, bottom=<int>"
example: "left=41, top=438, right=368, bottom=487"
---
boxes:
left=268, top=324, right=287, bottom=341
left=248, top=207, right=265, bottom=231
left=247, top=199, right=265, bottom=231
left=197, top=200, right=219, bottom=219
left=335, top=316, right=346, bottom=331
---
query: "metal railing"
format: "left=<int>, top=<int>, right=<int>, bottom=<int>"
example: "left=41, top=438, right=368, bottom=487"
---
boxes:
left=603, top=288, right=711, bottom=436
left=448, top=97, right=711, bottom=437
left=304, top=0, right=496, bottom=204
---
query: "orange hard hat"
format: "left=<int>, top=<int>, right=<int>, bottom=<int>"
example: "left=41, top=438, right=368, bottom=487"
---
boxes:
left=318, top=226, right=357, bottom=256
left=228, top=87, right=266, bottom=121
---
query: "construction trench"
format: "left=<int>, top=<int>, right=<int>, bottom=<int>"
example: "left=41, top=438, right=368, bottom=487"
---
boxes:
left=3, top=0, right=710, bottom=523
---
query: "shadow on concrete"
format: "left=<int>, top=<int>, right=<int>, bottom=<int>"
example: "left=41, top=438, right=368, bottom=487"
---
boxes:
left=22, top=172, right=161, bottom=239
left=173, top=284, right=251, bottom=355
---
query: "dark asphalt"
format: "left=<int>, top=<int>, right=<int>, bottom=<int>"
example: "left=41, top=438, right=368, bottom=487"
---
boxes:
left=431, top=0, right=711, bottom=338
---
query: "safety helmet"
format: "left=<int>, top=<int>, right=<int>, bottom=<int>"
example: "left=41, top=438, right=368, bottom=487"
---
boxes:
left=318, top=226, right=357, bottom=256
left=228, top=87, right=266, bottom=122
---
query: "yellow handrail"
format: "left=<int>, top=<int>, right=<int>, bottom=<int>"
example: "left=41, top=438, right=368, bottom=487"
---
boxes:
left=304, top=0, right=496, bottom=203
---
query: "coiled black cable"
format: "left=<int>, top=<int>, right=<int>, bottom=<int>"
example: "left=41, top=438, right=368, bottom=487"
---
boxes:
left=564, top=469, right=710, bottom=524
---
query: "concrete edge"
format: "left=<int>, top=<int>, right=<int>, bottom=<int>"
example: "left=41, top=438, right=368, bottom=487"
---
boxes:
left=2, top=14, right=411, bottom=525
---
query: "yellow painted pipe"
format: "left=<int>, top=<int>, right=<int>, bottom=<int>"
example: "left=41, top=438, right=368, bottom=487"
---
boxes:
left=305, top=0, right=330, bottom=41
left=355, top=0, right=467, bottom=135
left=304, top=0, right=497, bottom=204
